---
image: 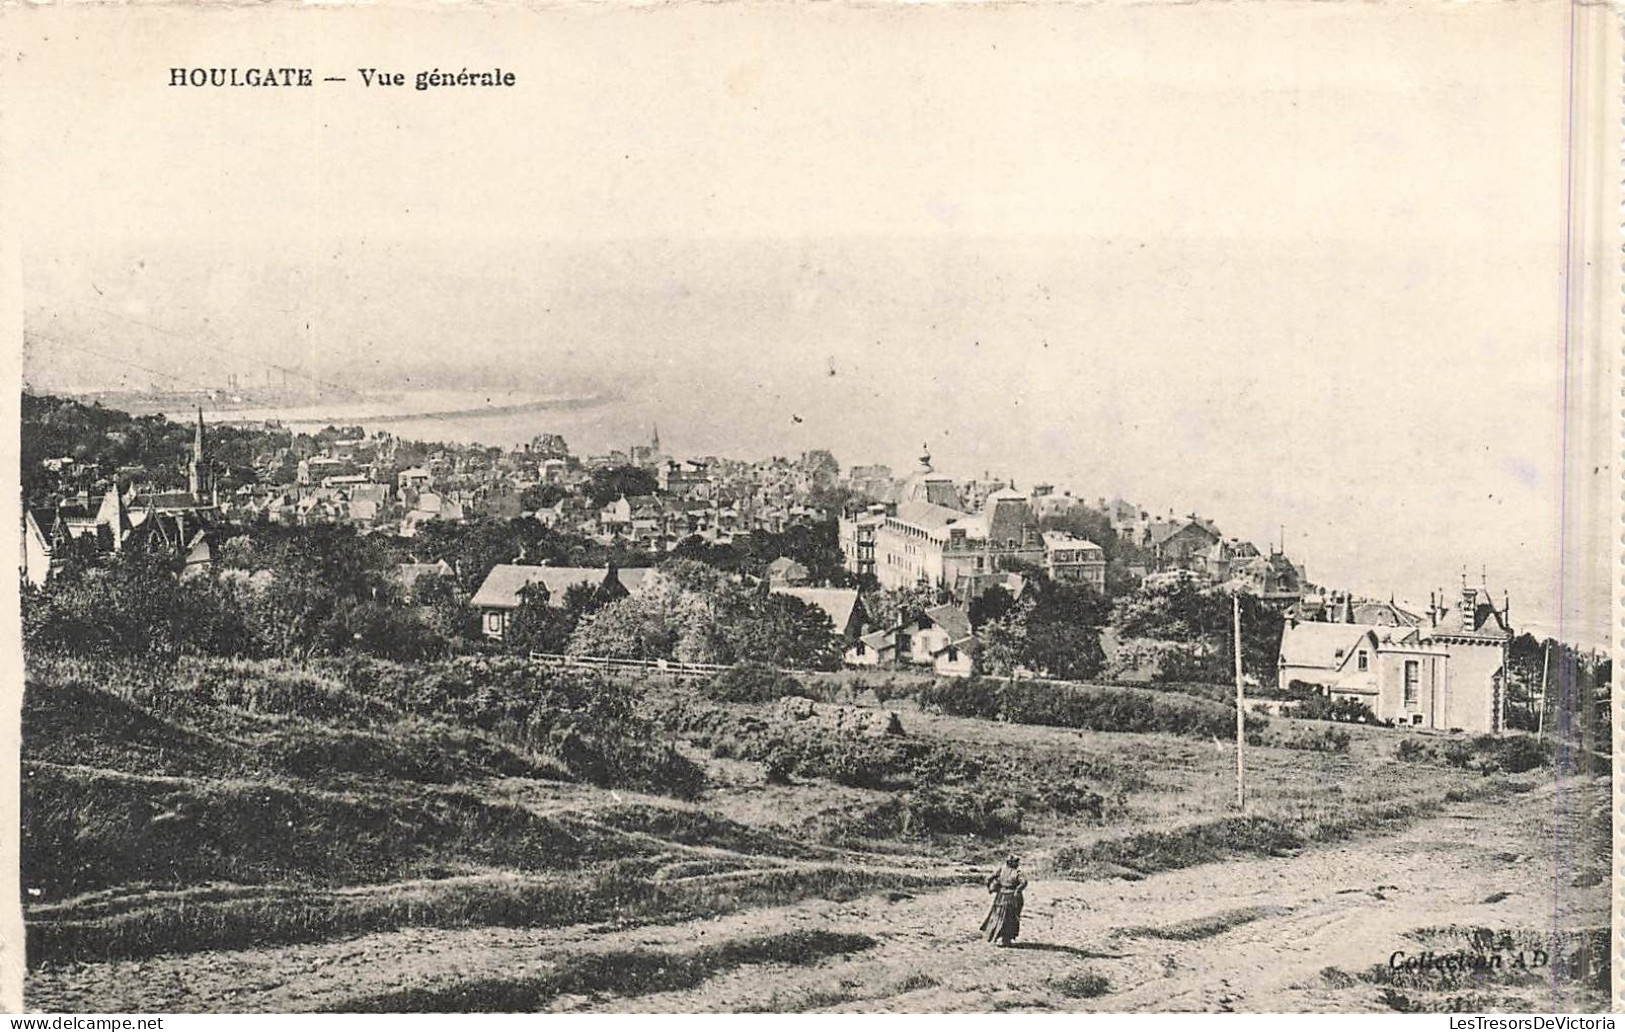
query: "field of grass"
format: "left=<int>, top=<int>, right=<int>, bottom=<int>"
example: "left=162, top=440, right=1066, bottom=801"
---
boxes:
left=21, top=651, right=1600, bottom=1013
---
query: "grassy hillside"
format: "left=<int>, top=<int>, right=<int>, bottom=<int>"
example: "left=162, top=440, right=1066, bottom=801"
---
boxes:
left=22, top=649, right=1597, bottom=1013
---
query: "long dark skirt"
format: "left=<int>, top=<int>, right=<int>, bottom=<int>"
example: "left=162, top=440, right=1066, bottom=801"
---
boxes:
left=981, top=890, right=1023, bottom=943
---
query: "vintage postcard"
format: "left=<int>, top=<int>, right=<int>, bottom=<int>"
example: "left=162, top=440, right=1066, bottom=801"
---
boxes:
left=0, top=0, right=1617, bottom=1017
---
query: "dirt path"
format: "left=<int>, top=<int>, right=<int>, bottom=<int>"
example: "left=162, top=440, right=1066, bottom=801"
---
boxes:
left=28, top=776, right=1605, bottom=1014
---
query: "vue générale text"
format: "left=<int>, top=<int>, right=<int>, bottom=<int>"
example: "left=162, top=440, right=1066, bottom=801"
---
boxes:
left=169, top=68, right=518, bottom=90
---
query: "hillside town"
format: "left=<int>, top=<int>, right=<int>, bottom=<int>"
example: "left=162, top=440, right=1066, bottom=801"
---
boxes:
left=19, top=393, right=1561, bottom=736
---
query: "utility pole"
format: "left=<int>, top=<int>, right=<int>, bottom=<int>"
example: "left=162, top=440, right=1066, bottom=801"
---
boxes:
left=1233, top=594, right=1245, bottom=810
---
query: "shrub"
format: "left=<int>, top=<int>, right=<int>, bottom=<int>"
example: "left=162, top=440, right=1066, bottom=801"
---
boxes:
left=318, top=655, right=706, bottom=798
left=917, top=676, right=1002, bottom=720
left=264, top=722, right=559, bottom=784
left=1060, top=815, right=1304, bottom=875
left=661, top=700, right=1123, bottom=826
left=761, top=746, right=797, bottom=785
left=1443, top=740, right=1475, bottom=768
left=901, top=787, right=1024, bottom=838
left=1396, top=738, right=1428, bottom=762
left=1270, top=726, right=1350, bottom=753
left=20, top=763, right=634, bottom=898
left=919, top=676, right=1266, bottom=740
left=707, top=663, right=804, bottom=704
left=1387, top=733, right=1549, bottom=776
left=1280, top=694, right=1377, bottom=724
left=1481, top=734, right=1550, bottom=774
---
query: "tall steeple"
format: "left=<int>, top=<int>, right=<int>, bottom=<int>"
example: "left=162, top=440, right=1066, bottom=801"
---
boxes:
left=188, top=406, right=208, bottom=501
left=651, top=423, right=661, bottom=456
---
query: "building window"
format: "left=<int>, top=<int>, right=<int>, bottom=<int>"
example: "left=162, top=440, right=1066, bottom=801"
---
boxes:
left=486, top=612, right=502, bottom=633
left=1403, top=660, right=1419, bottom=707
left=1357, top=651, right=1368, bottom=672
left=946, top=647, right=959, bottom=662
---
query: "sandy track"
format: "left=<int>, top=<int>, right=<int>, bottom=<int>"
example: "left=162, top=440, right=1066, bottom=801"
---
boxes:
left=26, top=778, right=1606, bottom=1014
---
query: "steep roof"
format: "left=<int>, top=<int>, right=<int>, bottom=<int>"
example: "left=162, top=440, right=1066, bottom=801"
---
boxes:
left=859, top=628, right=894, bottom=653
left=1350, top=600, right=1423, bottom=628
left=893, top=500, right=971, bottom=535
left=767, top=556, right=810, bottom=578
left=774, top=586, right=862, bottom=635
left=1042, top=531, right=1104, bottom=554
left=397, top=560, right=453, bottom=590
left=1427, top=600, right=1511, bottom=639
left=1278, top=622, right=1379, bottom=671
left=471, top=564, right=653, bottom=609
left=1148, top=519, right=1220, bottom=548
left=923, top=603, right=973, bottom=643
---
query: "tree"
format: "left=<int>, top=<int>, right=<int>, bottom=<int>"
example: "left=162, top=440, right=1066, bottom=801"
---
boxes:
left=504, top=582, right=576, bottom=655
left=567, top=582, right=700, bottom=661
left=974, top=607, right=1028, bottom=677
left=1022, top=618, right=1105, bottom=681
left=866, top=584, right=940, bottom=630
left=588, top=465, right=658, bottom=507
left=1112, top=578, right=1283, bottom=684
left=1040, top=506, right=1118, bottom=562
left=415, top=572, right=476, bottom=648
left=972, top=594, right=1105, bottom=681
left=1028, top=578, right=1112, bottom=629
left=519, top=483, right=566, bottom=512
left=969, top=585, right=1016, bottom=629
left=737, top=520, right=851, bottom=586
left=414, top=521, right=523, bottom=595
left=23, top=549, right=253, bottom=665
left=668, top=535, right=743, bottom=573
left=722, top=591, right=841, bottom=671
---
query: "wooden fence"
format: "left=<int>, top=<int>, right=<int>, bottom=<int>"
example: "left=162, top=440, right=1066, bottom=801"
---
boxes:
left=527, top=652, right=734, bottom=678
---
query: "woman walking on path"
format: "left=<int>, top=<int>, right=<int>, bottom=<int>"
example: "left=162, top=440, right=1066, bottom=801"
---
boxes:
left=981, top=854, right=1028, bottom=946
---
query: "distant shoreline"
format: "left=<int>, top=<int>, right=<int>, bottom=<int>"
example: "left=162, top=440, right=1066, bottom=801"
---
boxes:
left=137, top=390, right=624, bottom=428
left=270, top=391, right=621, bottom=426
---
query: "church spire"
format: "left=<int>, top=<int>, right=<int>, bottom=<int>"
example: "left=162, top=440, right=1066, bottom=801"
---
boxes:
left=188, top=406, right=208, bottom=501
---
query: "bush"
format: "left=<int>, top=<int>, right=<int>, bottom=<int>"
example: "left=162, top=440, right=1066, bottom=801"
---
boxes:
left=1061, top=815, right=1304, bottom=875
left=707, top=663, right=805, bottom=704
left=762, top=746, right=797, bottom=785
left=662, top=700, right=1122, bottom=826
left=1269, top=726, right=1351, bottom=753
left=1478, top=734, right=1550, bottom=774
left=1280, top=694, right=1378, bottom=724
left=319, top=655, right=706, bottom=798
left=917, top=675, right=1002, bottom=720
left=1396, top=738, right=1428, bottom=762
left=918, top=676, right=1266, bottom=740
left=1392, top=733, right=1550, bottom=775
left=901, top=787, right=1024, bottom=838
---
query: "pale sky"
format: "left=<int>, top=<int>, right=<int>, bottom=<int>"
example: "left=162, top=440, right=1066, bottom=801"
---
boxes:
left=5, top=1, right=1611, bottom=644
